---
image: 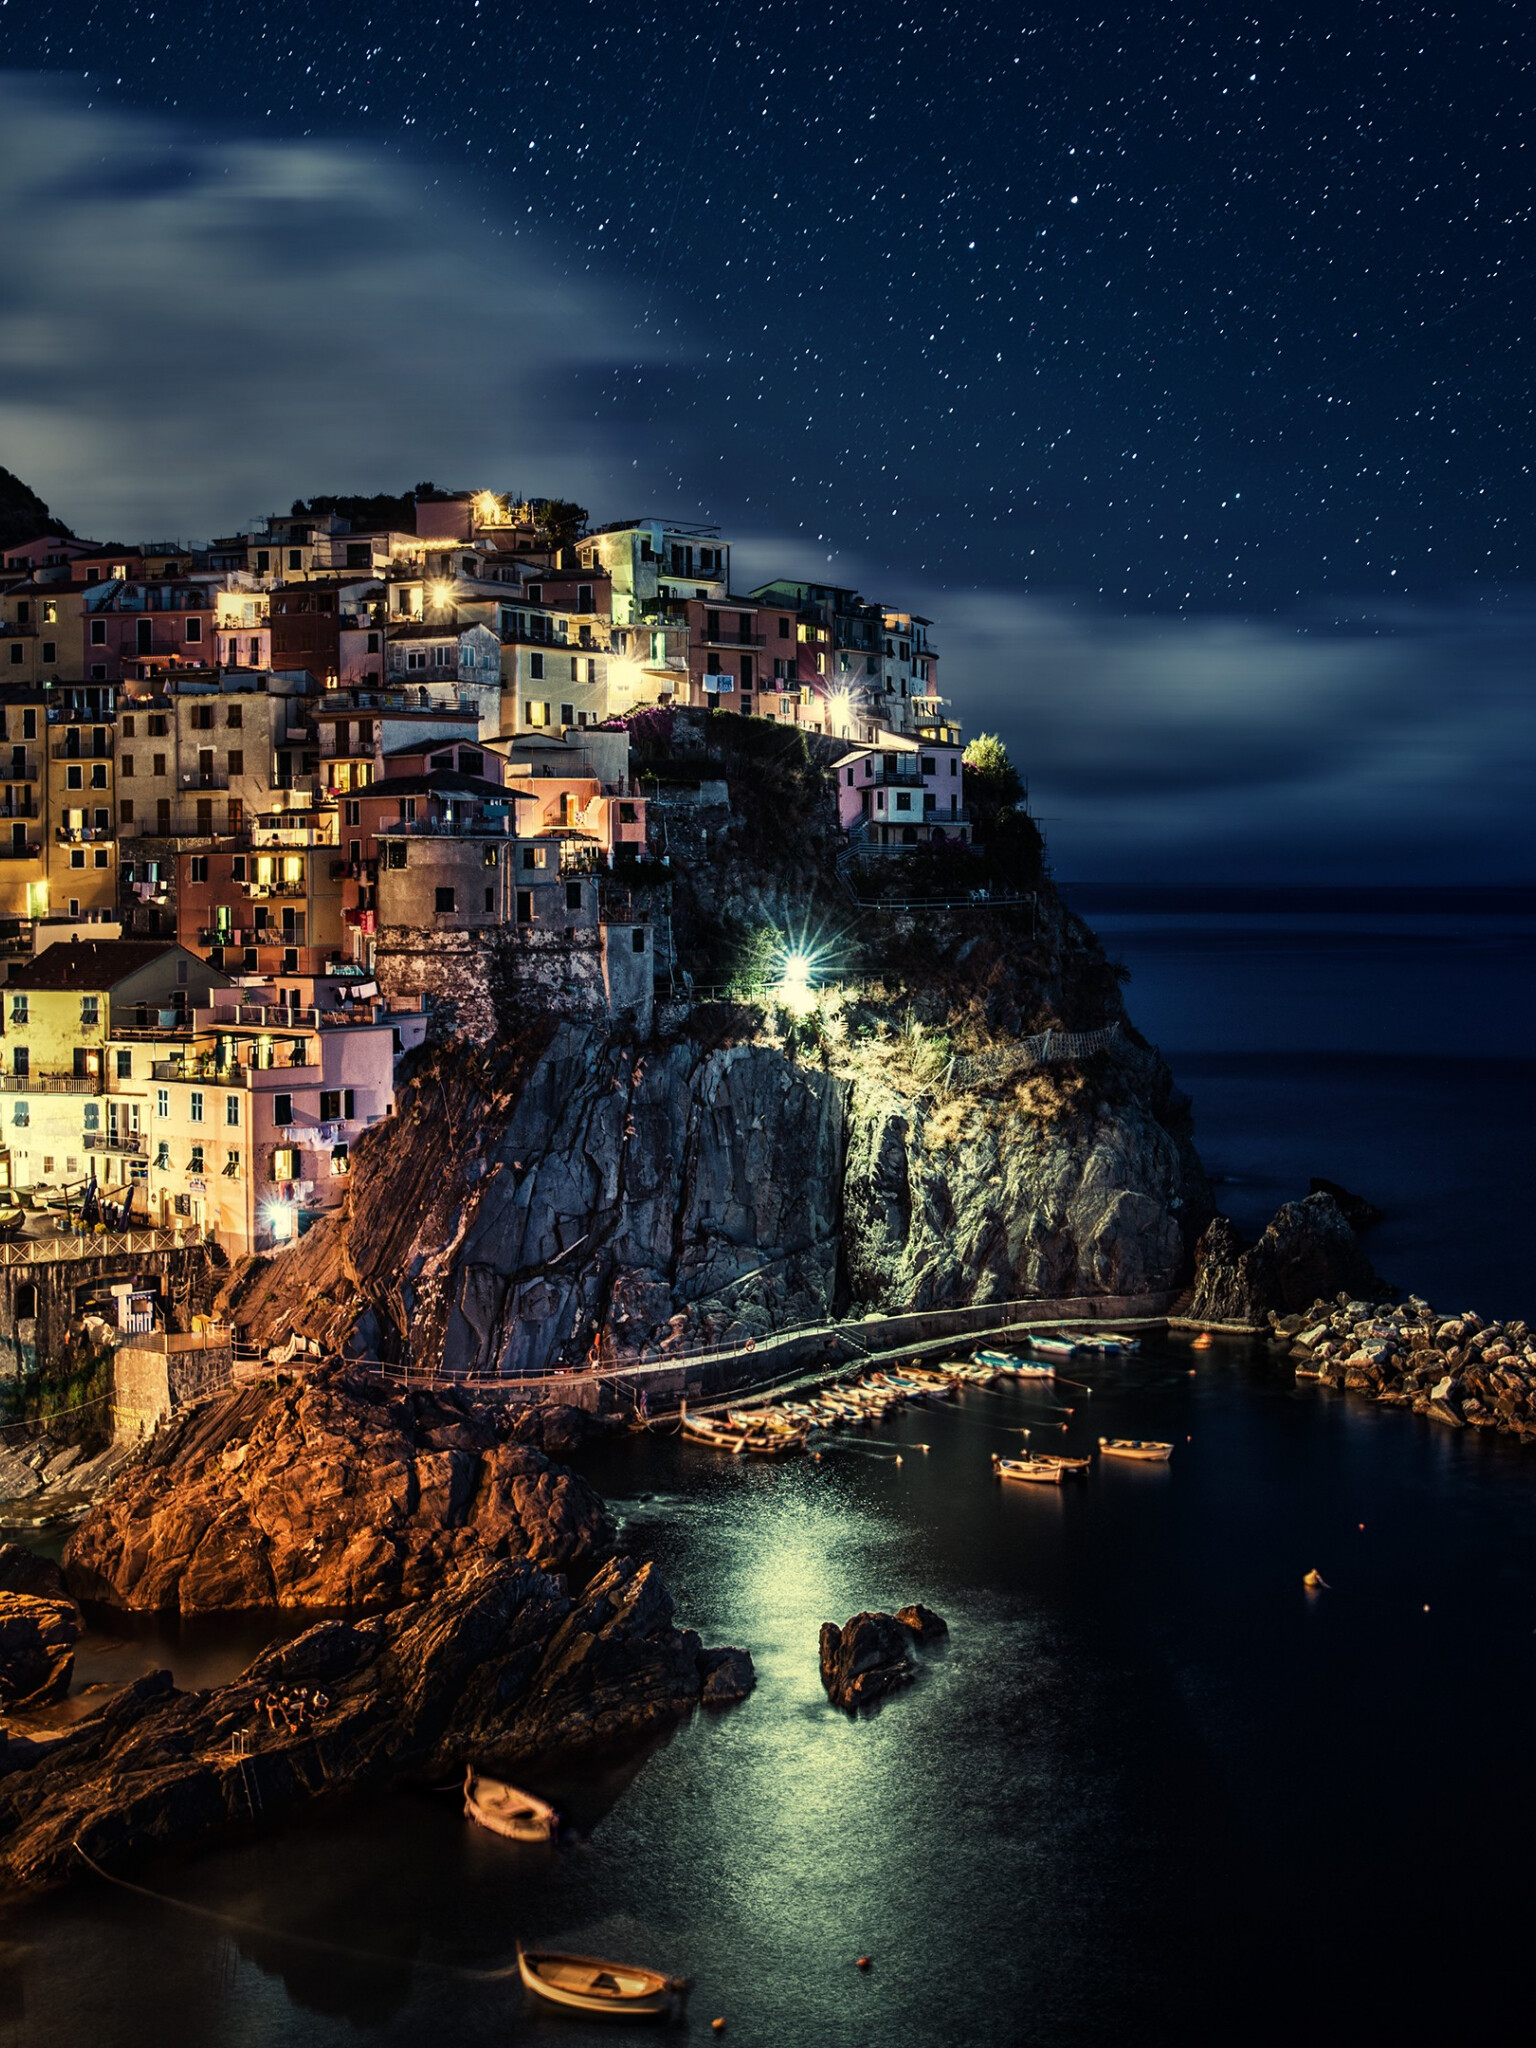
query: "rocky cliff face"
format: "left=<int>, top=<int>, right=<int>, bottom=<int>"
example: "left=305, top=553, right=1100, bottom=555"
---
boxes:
left=226, top=723, right=1209, bottom=1372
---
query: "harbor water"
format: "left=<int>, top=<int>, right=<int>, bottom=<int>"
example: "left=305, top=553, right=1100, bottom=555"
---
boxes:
left=3, top=886, right=1534, bottom=2045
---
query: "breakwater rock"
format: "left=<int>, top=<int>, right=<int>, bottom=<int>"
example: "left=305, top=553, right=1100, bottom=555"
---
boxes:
left=63, top=1371, right=614, bottom=1615
left=0, top=1552, right=752, bottom=1895
left=819, top=1605, right=948, bottom=1709
left=1190, top=1192, right=1381, bottom=1324
left=0, top=1594, right=78, bottom=1709
left=1275, top=1297, right=1536, bottom=1433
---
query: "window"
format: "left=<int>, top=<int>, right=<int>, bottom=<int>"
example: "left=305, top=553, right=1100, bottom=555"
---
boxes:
left=5, top=646, right=20, bottom=667
left=116, top=1050, right=132, bottom=1080
left=185, top=617, right=202, bottom=643
left=632, top=928, right=647, bottom=953
left=319, top=1089, right=355, bottom=1122
left=459, top=748, right=482, bottom=777
left=12, top=1102, right=27, bottom=1128
left=7, top=997, right=23, bottom=1023
left=41, top=642, right=55, bottom=664
left=434, top=886, right=456, bottom=913
left=560, top=703, right=574, bottom=726
left=152, top=753, right=167, bottom=777
left=11, top=1048, right=27, bottom=1078
left=227, top=750, right=244, bottom=776
left=191, top=704, right=214, bottom=730
left=386, top=840, right=406, bottom=868
left=66, top=764, right=82, bottom=790
left=89, top=619, right=106, bottom=645
left=232, top=856, right=246, bottom=881
left=224, top=1149, right=242, bottom=1178
left=190, top=856, right=207, bottom=881
left=529, top=653, right=544, bottom=681
left=346, top=542, right=370, bottom=568
left=90, top=763, right=107, bottom=788
left=521, top=847, right=539, bottom=869
left=189, top=1144, right=204, bottom=1173
left=15, top=1283, right=36, bottom=1320
left=330, top=1144, right=350, bottom=1176
left=225, top=1095, right=240, bottom=1127
left=189, top=1091, right=204, bottom=1124
left=121, top=753, right=136, bottom=778
left=155, top=1141, right=170, bottom=1168
left=288, top=549, right=302, bottom=570
left=157, top=1088, right=170, bottom=1118
left=525, top=701, right=550, bottom=727
left=516, top=889, right=533, bottom=923
left=80, top=996, right=99, bottom=1026
left=484, top=887, right=494, bottom=911
left=70, top=849, right=85, bottom=869
left=256, top=549, right=270, bottom=571
left=273, top=1093, right=293, bottom=1127
left=271, top=1147, right=299, bottom=1180
left=119, top=800, right=135, bottom=825
left=94, top=848, right=108, bottom=868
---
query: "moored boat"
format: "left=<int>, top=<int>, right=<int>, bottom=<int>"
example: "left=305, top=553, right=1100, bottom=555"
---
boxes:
left=516, top=1943, right=681, bottom=2018
left=464, top=1768, right=559, bottom=1842
left=974, top=1349, right=1054, bottom=1379
left=991, top=1452, right=1068, bottom=1485
left=1097, top=1437, right=1173, bottom=1462
left=1024, top=1334, right=1082, bottom=1363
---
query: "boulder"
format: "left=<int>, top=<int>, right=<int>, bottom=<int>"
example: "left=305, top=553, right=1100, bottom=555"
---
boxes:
left=0, top=1552, right=749, bottom=1895
left=1308, top=1177, right=1383, bottom=1231
left=819, top=1611, right=916, bottom=1710
left=63, top=1368, right=616, bottom=1616
left=697, top=1645, right=756, bottom=1704
left=1189, top=1195, right=1384, bottom=1325
left=895, top=1602, right=949, bottom=1645
left=0, top=1593, right=79, bottom=1708
left=0, top=1546, right=68, bottom=1602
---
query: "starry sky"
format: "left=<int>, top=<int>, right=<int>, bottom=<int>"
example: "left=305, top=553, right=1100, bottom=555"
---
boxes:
left=1, top=1, right=1532, bottom=880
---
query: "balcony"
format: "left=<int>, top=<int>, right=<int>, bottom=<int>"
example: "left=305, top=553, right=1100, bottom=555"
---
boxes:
left=84, top=1131, right=146, bottom=1156
left=0, top=1072, right=103, bottom=1094
left=51, top=739, right=113, bottom=760
left=0, top=839, right=43, bottom=859
left=55, top=824, right=113, bottom=843
left=700, top=632, right=766, bottom=649
left=251, top=918, right=307, bottom=946
left=181, top=771, right=229, bottom=790
left=0, top=766, right=39, bottom=784
left=0, top=802, right=39, bottom=821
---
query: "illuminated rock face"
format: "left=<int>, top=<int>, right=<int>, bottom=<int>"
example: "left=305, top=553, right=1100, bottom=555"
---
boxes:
left=63, top=1374, right=614, bottom=1615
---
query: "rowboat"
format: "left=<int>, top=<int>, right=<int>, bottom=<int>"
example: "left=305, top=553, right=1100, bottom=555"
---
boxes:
left=899, top=1368, right=956, bottom=1398
left=516, top=1943, right=681, bottom=2018
left=1097, top=1437, right=1173, bottom=1462
left=974, top=1350, right=1054, bottom=1379
left=464, top=1769, right=559, bottom=1842
left=1075, top=1332, right=1140, bottom=1357
left=992, top=1453, right=1067, bottom=1485
left=680, top=1406, right=806, bottom=1456
left=1025, top=1335, right=1082, bottom=1363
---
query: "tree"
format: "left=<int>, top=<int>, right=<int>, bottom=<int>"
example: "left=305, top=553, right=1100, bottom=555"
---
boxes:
left=962, top=733, right=1025, bottom=813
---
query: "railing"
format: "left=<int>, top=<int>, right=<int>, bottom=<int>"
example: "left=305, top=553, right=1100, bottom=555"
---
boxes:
left=0, top=1227, right=199, bottom=1266
left=0, top=766, right=39, bottom=784
left=181, top=771, right=229, bottom=790
left=0, top=1072, right=102, bottom=1094
left=55, top=825, right=113, bottom=843
left=0, top=839, right=42, bottom=858
left=84, top=1131, right=146, bottom=1155
left=50, top=740, right=113, bottom=759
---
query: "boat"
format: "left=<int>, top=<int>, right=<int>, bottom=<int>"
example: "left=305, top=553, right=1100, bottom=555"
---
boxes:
left=974, top=1349, right=1055, bottom=1379
left=900, top=1367, right=957, bottom=1398
left=1097, top=1437, right=1173, bottom=1462
left=1028, top=1452, right=1092, bottom=1475
left=1024, top=1335, right=1082, bottom=1363
left=680, top=1405, right=806, bottom=1456
left=1075, top=1332, right=1141, bottom=1357
left=464, top=1768, right=559, bottom=1842
left=516, top=1943, right=681, bottom=2019
left=1303, top=1568, right=1330, bottom=1589
left=991, top=1453, right=1068, bottom=1485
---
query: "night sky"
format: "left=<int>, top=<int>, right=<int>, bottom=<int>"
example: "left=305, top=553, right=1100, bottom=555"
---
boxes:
left=1, top=2, right=1532, bottom=880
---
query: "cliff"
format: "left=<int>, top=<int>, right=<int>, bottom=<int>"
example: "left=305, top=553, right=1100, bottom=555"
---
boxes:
left=227, top=716, right=1209, bottom=1371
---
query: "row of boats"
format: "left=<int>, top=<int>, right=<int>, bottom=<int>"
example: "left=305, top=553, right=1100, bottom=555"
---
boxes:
left=993, top=1438, right=1173, bottom=1483
left=676, top=1334, right=1150, bottom=1459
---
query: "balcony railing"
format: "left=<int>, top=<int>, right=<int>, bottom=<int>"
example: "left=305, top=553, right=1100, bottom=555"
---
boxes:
left=0, top=1072, right=103, bottom=1094
left=84, top=1131, right=145, bottom=1155
left=55, top=825, right=113, bottom=843
left=51, top=740, right=113, bottom=759
left=181, top=771, right=229, bottom=790
left=0, top=766, right=39, bottom=784
left=0, top=839, right=43, bottom=859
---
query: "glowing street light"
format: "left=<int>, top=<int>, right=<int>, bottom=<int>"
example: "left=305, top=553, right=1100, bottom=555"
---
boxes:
left=828, top=687, right=853, bottom=736
left=776, top=946, right=819, bottom=1018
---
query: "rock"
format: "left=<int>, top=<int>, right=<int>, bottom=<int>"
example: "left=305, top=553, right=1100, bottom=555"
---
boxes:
left=1189, top=1195, right=1384, bottom=1325
left=39, top=1445, right=82, bottom=1486
left=0, top=1546, right=68, bottom=1602
left=509, top=1403, right=602, bottom=1460
left=697, top=1646, right=756, bottom=1704
left=894, top=1603, right=948, bottom=1645
left=1308, top=1177, right=1383, bottom=1231
left=819, top=1611, right=916, bottom=1710
left=0, top=1594, right=79, bottom=1708
left=63, top=1368, right=616, bottom=1616
left=0, top=1552, right=748, bottom=1895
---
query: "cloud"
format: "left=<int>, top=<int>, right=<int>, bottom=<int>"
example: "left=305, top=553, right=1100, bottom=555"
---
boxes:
left=934, top=592, right=1536, bottom=882
left=0, top=75, right=676, bottom=537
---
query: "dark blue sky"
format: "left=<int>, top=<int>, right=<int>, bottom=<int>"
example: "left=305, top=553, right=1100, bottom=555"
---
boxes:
left=2, top=2, right=1532, bottom=877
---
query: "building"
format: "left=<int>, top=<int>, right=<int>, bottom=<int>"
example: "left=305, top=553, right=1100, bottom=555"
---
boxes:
left=832, top=723, right=971, bottom=848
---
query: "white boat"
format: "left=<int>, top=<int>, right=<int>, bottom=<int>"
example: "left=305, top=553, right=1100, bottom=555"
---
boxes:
left=1075, top=1332, right=1140, bottom=1357
left=1097, top=1437, right=1173, bottom=1462
left=516, top=1943, right=681, bottom=2018
left=992, top=1453, right=1067, bottom=1485
left=974, top=1349, right=1055, bottom=1379
left=1025, top=1335, right=1082, bottom=1363
left=464, top=1769, right=559, bottom=1842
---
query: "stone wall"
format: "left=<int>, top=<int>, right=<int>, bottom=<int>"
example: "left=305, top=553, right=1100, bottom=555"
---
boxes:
left=0, top=1244, right=218, bottom=1391
left=111, top=1332, right=234, bottom=1437
left=374, top=923, right=654, bottom=1043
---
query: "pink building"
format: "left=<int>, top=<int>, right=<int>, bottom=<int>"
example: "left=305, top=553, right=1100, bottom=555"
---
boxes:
left=832, top=727, right=970, bottom=847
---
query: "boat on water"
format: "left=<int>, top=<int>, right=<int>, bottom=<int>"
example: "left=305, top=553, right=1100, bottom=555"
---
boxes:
left=463, top=1769, right=559, bottom=1842
left=973, top=1349, right=1055, bottom=1379
left=941, top=1359, right=997, bottom=1386
left=1075, top=1332, right=1141, bottom=1357
left=516, top=1943, right=682, bottom=2019
left=680, top=1405, right=806, bottom=1456
left=1097, top=1437, right=1173, bottom=1462
left=1024, top=1335, right=1082, bottom=1363
left=900, top=1367, right=957, bottom=1398
left=992, top=1452, right=1070, bottom=1485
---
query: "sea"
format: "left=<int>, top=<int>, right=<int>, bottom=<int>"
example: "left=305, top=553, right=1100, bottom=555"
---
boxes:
left=3, top=888, right=1534, bottom=2047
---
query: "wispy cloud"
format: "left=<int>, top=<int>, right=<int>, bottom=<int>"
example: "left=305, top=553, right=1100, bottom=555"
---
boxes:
left=0, top=75, right=676, bottom=538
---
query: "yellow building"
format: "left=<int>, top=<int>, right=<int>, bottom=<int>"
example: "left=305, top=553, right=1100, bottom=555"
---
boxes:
left=0, top=688, right=48, bottom=925
left=0, top=585, right=87, bottom=687
left=44, top=705, right=117, bottom=920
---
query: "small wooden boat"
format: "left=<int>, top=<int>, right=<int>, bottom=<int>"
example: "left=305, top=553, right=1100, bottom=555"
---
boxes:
left=974, top=1349, right=1054, bottom=1379
left=992, top=1453, right=1067, bottom=1485
left=516, top=1943, right=680, bottom=2018
left=1075, top=1332, right=1140, bottom=1357
left=900, top=1367, right=956, bottom=1398
left=1097, top=1437, right=1173, bottom=1462
left=464, top=1768, right=559, bottom=1842
left=1029, top=1452, right=1092, bottom=1475
left=1025, top=1335, right=1082, bottom=1363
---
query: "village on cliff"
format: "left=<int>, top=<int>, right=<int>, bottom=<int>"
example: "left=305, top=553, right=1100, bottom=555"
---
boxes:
left=0, top=488, right=972, bottom=1257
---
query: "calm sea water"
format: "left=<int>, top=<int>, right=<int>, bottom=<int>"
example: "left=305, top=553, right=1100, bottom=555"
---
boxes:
left=1065, top=886, right=1536, bottom=1320
left=4, top=889, right=1534, bottom=2046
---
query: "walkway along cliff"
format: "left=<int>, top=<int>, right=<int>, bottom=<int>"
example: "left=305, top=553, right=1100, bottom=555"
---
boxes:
left=225, top=715, right=1211, bottom=1375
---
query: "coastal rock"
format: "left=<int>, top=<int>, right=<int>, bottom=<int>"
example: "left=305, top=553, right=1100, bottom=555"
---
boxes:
left=0, top=1546, right=68, bottom=1602
left=62, top=1368, right=615, bottom=1616
left=894, top=1602, right=949, bottom=1645
left=0, top=1553, right=747, bottom=1895
left=1309, top=1177, right=1383, bottom=1231
left=697, top=1645, right=756, bottom=1704
left=1189, top=1195, right=1383, bottom=1325
left=819, top=1611, right=917, bottom=1710
left=0, top=1594, right=79, bottom=1708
